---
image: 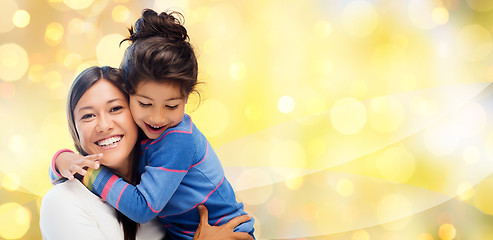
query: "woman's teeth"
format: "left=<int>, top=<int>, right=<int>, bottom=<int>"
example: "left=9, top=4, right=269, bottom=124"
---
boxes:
left=96, top=136, right=122, bottom=146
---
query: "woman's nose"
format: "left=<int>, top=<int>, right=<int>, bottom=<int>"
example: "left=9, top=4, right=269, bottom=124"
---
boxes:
left=95, top=114, right=114, bottom=132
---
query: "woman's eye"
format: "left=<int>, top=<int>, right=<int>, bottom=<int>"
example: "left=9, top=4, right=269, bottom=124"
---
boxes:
left=81, top=114, right=95, bottom=120
left=166, top=105, right=179, bottom=110
left=139, top=101, right=151, bottom=107
left=110, top=106, right=123, bottom=112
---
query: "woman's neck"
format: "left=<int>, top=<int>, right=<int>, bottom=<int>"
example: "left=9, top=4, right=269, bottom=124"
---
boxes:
left=109, top=149, right=136, bottom=183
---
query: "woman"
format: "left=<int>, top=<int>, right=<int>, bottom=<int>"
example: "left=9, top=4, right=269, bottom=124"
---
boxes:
left=39, top=66, right=253, bottom=240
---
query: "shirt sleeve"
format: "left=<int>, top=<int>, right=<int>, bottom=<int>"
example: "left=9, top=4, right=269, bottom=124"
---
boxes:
left=49, top=149, right=74, bottom=185
left=82, top=132, right=195, bottom=223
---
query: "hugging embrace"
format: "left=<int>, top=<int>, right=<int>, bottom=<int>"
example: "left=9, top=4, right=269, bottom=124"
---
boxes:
left=39, top=9, right=255, bottom=240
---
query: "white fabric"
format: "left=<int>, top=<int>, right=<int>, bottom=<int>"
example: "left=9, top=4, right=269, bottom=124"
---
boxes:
left=40, top=179, right=166, bottom=240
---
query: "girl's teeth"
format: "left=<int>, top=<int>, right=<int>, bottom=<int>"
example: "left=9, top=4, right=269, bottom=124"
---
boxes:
left=97, top=136, right=122, bottom=146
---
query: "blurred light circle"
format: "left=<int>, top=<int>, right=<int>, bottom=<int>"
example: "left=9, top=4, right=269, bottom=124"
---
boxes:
left=456, top=24, right=492, bottom=62
left=277, top=96, right=295, bottom=113
left=408, top=0, right=438, bottom=29
left=330, top=98, right=367, bottom=135
left=43, top=71, right=63, bottom=90
left=112, top=5, right=130, bottom=23
left=0, top=43, right=29, bottom=82
left=63, top=0, right=94, bottom=10
left=432, top=7, right=449, bottom=25
left=0, top=0, right=17, bottom=33
left=456, top=182, right=474, bottom=201
left=368, top=96, right=404, bottom=133
left=190, top=99, right=229, bottom=137
left=229, top=62, right=247, bottom=81
left=336, top=179, right=354, bottom=197
left=376, top=145, right=415, bottom=183
left=235, top=169, right=272, bottom=205
left=96, top=34, right=126, bottom=67
left=0, top=82, right=15, bottom=99
left=462, top=145, right=480, bottom=165
left=438, top=223, right=456, bottom=240
left=285, top=175, right=304, bottom=190
left=2, top=173, right=20, bottom=191
left=12, top=10, right=30, bottom=28
left=473, top=178, right=493, bottom=215
left=0, top=202, right=31, bottom=239
left=466, top=0, right=493, bottom=12
left=377, top=194, right=413, bottom=231
left=342, top=1, right=379, bottom=37
left=44, top=22, right=64, bottom=46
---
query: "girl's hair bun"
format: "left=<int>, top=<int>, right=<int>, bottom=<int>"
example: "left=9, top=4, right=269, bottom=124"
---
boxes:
left=123, top=9, right=189, bottom=44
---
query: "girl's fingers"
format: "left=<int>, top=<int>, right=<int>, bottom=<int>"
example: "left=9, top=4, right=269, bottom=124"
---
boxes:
left=84, top=153, right=103, bottom=161
left=224, top=214, right=252, bottom=229
left=69, top=165, right=87, bottom=176
left=61, top=170, right=74, bottom=180
left=197, top=205, right=210, bottom=227
left=78, top=159, right=100, bottom=169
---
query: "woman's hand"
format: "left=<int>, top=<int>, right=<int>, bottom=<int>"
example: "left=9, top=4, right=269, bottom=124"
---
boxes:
left=193, top=205, right=254, bottom=240
left=56, top=152, right=102, bottom=180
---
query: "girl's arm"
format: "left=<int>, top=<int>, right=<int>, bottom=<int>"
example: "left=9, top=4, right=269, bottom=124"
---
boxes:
left=49, top=149, right=101, bottom=184
left=82, top=132, right=194, bottom=223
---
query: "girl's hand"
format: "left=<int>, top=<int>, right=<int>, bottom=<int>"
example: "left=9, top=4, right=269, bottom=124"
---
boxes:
left=56, top=152, right=102, bottom=180
left=193, top=205, right=254, bottom=240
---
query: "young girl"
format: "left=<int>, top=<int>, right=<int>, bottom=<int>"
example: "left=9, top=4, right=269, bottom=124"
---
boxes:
left=51, top=9, right=255, bottom=240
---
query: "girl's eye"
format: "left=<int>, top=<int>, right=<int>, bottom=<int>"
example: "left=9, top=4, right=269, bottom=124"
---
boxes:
left=139, top=101, right=151, bottom=107
left=81, top=114, right=95, bottom=120
left=110, top=106, right=123, bottom=112
left=166, top=105, right=179, bottom=110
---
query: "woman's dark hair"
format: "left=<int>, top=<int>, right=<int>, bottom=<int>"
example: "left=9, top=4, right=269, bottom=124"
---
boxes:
left=120, top=9, right=199, bottom=98
left=66, top=66, right=140, bottom=240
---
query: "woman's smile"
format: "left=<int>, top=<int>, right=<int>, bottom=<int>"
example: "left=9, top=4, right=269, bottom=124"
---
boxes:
left=94, top=134, right=124, bottom=150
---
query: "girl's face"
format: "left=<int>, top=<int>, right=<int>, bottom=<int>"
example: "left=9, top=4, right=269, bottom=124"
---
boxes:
left=73, top=79, right=138, bottom=169
left=129, top=80, right=187, bottom=139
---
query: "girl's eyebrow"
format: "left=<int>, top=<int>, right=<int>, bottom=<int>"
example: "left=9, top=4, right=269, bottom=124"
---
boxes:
left=136, top=94, right=183, bottom=101
left=77, top=98, right=123, bottom=113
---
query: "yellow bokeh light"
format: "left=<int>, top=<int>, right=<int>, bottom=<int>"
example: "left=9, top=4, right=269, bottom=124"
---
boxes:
left=44, top=22, right=64, bottom=46
left=235, top=169, right=272, bottom=205
left=277, top=96, right=295, bottom=114
left=9, top=135, right=25, bottom=154
left=457, top=182, right=475, bottom=201
left=12, top=10, right=30, bottom=28
left=368, top=96, right=404, bottom=133
left=473, top=178, right=493, bottom=215
left=2, top=173, right=20, bottom=191
left=190, top=99, right=229, bottom=137
left=0, top=202, right=31, bottom=239
left=432, top=7, right=449, bottom=25
left=408, top=0, right=439, bottom=29
left=330, top=98, right=367, bottom=135
left=64, top=52, right=82, bottom=70
left=43, top=70, right=63, bottom=90
left=207, top=4, right=242, bottom=39
left=342, top=1, right=379, bottom=37
left=68, top=18, right=87, bottom=35
left=438, top=223, right=457, bottom=240
left=270, top=140, right=306, bottom=171
left=244, top=103, right=263, bottom=121
left=0, top=0, right=17, bottom=33
left=376, top=145, right=415, bottom=183
left=314, top=20, right=333, bottom=37
left=377, top=194, right=413, bottom=231
left=0, top=82, right=15, bottom=99
left=465, top=0, right=493, bottom=12
left=96, top=34, right=126, bottom=67
left=462, top=145, right=480, bottom=165
left=229, top=62, right=247, bottom=81
left=351, top=230, right=370, bottom=240
left=285, top=175, right=304, bottom=190
left=316, top=59, right=333, bottom=76
left=336, top=179, right=354, bottom=197
left=418, top=233, right=434, bottom=240
left=112, top=5, right=130, bottom=23
left=28, top=64, right=44, bottom=83
left=63, top=0, right=94, bottom=10
left=456, top=24, right=492, bottom=62
left=0, top=43, right=29, bottom=82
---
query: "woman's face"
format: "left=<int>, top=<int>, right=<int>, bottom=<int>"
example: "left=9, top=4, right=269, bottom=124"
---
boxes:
left=73, top=79, right=138, bottom=170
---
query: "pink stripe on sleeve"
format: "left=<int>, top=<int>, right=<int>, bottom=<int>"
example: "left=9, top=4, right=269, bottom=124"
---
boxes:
left=116, top=183, right=129, bottom=210
left=156, top=167, right=188, bottom=173
left=101, top=175, right=119, bottom=201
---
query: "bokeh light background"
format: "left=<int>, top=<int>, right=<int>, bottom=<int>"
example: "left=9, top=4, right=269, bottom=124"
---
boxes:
left=2, top=0, right=493, bottom=239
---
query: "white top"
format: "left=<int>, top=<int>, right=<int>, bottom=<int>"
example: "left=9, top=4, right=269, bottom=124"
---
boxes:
left=40, top=179, right=166, bottom=240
